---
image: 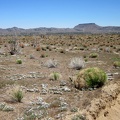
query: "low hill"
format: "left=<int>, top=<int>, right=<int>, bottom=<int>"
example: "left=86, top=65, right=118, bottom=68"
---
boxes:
left=0, top=23, right=120, bottom=35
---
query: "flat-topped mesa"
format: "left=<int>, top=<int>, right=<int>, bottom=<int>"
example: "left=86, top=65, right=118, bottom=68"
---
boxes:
left=73, top=23, right=101, bottom=32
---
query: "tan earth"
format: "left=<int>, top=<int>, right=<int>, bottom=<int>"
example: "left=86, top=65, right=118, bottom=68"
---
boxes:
left=0, top=34, right=120, bottom=120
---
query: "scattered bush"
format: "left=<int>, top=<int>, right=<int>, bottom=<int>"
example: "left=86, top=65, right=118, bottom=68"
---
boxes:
left=40, top=53, right=46, bottom=58
left=113, top=61, right=120, bottom=68
left=79, top=47, right=85, bottom=51
left=72, top=114, right=87, bottom=120
left=70, top=107, right=78, bottom=112
left=89, top=53, right=98, bottom=58
left=16, top=59, right=22, bottom=64
left=49, top=72, right=62, bottom=80
left=84, top=58, right=88, bottom=62
left=30, top=55, right=35, bottom=59
left=7, top=38, right=20, bottom=55
left=104, top=47, right=111, bottom=52
left=40, top=53, right=48, bottom=58
left=69, top=57, right=85, bottom=70
left=74, top=67, right=107, bottom=89
left=36, top=46, right=41, bottom=51
left=41, top=47, right=46, bottom=51
left=59, top=49, right=65, bottom=54
left=0, top=103, right=14, bottom=112
left=45, top=59, right=58, bottom=68
left=19, top=43, right=24, bottom=48
left=11, top=86, right=24, bottom=102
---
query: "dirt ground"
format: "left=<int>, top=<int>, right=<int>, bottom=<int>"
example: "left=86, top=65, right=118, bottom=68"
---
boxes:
left=0, top=34, right=120, bottom=120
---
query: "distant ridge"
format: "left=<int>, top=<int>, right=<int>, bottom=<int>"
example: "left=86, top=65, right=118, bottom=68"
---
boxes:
left=0, top=23, right=120, bottom=35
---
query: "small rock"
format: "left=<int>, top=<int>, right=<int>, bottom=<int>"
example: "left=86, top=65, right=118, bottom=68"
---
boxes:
left=60, top=80, right=66, bottom=86
left=61, top=86, right=71, bottom=92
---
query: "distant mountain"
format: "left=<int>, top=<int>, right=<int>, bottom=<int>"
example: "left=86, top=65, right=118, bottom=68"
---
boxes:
left=74, top=23, right=120, bottom=33
left=0, top=23, right=120, bottom=35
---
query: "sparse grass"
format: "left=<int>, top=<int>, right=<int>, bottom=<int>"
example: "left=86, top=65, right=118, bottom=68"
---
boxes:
left=0, top=80, right=15, bottom=89
left=11, top=86, right=24, bottom=102
left=49, top=72, right=62, bottom=80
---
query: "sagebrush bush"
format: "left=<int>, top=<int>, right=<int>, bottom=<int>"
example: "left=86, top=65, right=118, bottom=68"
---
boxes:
left=16, top=59, right=22, bottom=64
left=45, top=59, right=58, bottom=68
left=74, top=67, right=107, bottom=89
left=11, top=86, right=24, bottom=102
left=89, top=53, right=98, bottom=58
left=69, top=57, right=85, bottom=70
left=30, top=55, right=35, bottom=59
left=49, top=72, right=62, bottom=80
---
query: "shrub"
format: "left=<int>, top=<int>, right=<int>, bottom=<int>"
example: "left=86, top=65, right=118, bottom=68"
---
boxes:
left=19, top=43, right=24, bottom=48
left=89, top=53, right=98, bottom=58
left=7, top=38, right=20, bottom=55
left=41, top=47, right=46, bottom=51
left=30, top=55, right=35, bottom=59
left=74, top=67, right=107, bottom=89
left=49, top=72, right=62, bottom=80
left=104, top=47, right=111, bottom=52
left=113, top=61, right=120, bottom=68
left=72, top=114, right=87, bottom=120
left=69, top=57, right=85, bottom=70
left=79, top=47, right=85, bottom=51
left=16, top=59, right=22, bottom=64
left=84, top=58, right=88, bottom=62
left=45, top=59, right=58, bottom=68
left=59, top=49, right=65, bottom=54
left=40, top=53, right=48, bottom=58
left=11, top=86, right=24, bottom=102
left=36, top=46, right=40, bottom=51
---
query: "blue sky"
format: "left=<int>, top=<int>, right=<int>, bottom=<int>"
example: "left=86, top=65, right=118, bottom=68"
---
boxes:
left=0, top=0, right=120, bottom=28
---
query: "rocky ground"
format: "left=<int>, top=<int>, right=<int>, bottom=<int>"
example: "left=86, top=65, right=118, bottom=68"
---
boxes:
left=0, top=34, right=120, bottom=120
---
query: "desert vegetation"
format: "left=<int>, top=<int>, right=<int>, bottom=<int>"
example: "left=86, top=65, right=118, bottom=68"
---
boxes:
left=0, top=33, right=120, bottom=120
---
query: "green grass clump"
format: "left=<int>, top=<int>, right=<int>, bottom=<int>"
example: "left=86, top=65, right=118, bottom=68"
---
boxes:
left=74, top=67, right=107, bottom=89
left=16, top=59, right=22, bottom=64
left=11, top=86, right=24, bottom=102
left=49, top=72, right=61, bottom=80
